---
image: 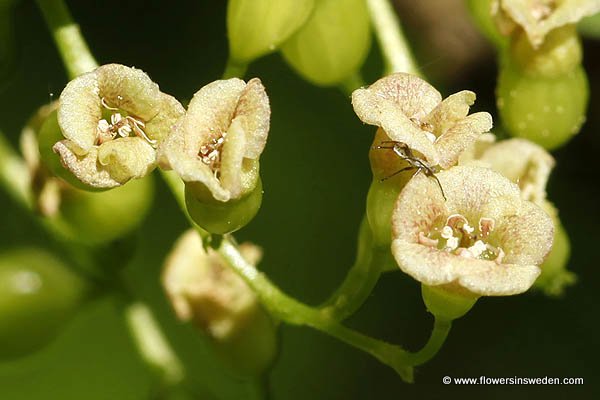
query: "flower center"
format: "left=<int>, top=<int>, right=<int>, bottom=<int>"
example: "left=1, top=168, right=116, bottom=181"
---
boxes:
left=419, top=213, right=505, bottom=263
left=199, top=133, right=227, bottom=178
left=96, top=97, right=156, bottom=147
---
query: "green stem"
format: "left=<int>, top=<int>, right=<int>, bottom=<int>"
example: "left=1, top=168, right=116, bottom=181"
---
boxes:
left=406, top=317, right=452, bottom=366
left=0, top=131, right=32, bottom=209
left=223, top=58, right=249, bottom=79
left=319, top=217, right=384, bottom=321
left=36, top=0, right=98, bottom=79
left=124, top=301, right=185, bottom=387
left=366, top=0, right=420, bottom=76
left=217, top=235, right=414, bottom=381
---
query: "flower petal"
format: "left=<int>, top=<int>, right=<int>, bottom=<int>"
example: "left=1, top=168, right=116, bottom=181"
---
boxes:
left=392, top=240, right=541, bottom=295
left=231, top=78, right=270, bottom=159
left=52, top=140, right=120, bottom=188
left=97, top=137, right=156, bottom=184
left=183, top=78, right=247, bottom=152
left=424, top=91, right=476, bottom=136
left=478, top=138, right=554, bottom=204
left=58, top=71, right=101, bottom=152
left=491, top=200, right=554, bottom=265
left=160, top=125, right=230, bottom=202
left=435, top=112, right=493, bottom=169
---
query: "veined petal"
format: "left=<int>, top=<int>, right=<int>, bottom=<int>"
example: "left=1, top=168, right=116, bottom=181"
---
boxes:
left=478, top=138, right=554, bottom=204
left=424, top=91, right=476, bottom=136
left=491, top=200, right=554, bottom=265
left=232, top=78, right=270, bottom=159
left=183, top=78, right=246, bottom=152
left=392, top=240, right=541, bottom=295
left=58, top=71, right=101, bottom=152
left=435, top=112, right=493, bottom=169
left=52, top=140, right=120, bottom=188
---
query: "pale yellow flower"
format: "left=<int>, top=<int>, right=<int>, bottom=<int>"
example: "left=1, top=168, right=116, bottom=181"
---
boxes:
left=391, top=165, right=554, bottom=296
left=162, top=229, right=262, bottom=340
left=53, top=64, right=184, bottom=188
left=159, top=78, right=270, bottom=202
left=352, top=73, right=492, bottom=169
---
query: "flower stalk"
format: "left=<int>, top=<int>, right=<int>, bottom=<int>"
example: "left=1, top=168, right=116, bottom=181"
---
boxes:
left=36, top=0, right=98, bottom=79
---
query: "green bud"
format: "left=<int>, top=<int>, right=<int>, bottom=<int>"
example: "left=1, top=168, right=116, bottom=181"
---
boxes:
left=534, top=214, right=576, bottom=297
left=421, top=284, right=479, bottom=321
left=510, top=25, right=582, bottom=78
left=53, top=176, right=154, bottom=246
left=0, top=248, right=86, bottom=359
left=497, top=58, right=588, bottom=150
left=366, top=178, right=402, bottom=249
left=281, top=0, right=371, bottom=86
left=185, top=178, right=262, bottom=234
left=578, top=11, right=600, bottom=38
left=227, top=0, right=315, bottom=65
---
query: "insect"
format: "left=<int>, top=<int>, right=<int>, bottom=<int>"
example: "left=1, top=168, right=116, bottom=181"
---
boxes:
left=96, top=97, right=157, bottom=147
left=373, top=140, right=446, bottom=201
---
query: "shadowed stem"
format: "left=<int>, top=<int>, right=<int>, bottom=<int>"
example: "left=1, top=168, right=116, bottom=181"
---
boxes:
left=366, top=0, right=420, bottom=76
left=36, top=0, right=98, bottom=79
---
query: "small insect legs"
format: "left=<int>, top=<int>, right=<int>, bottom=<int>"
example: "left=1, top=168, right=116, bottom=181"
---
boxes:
left=373, top=140, right=447, bottom=201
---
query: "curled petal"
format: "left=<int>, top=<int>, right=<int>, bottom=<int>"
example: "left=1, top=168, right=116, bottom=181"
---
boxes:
left=160, top=126, right=230, bottom=201
left=58, top=72, right=101, bottom=152
left=53, top=141, right=120, bottom=188
left=478, top=138, right=554, bottom=204
left=353, top=73, right=442, bottom=120
left=435, top=112, right=493, bottom=169
left=491, top=201, right=554, bottom=265
left=232, top=78, right=270, bottom=159
left=97, top=137, right=156, bottom=184
left=424, top=91, right=476, bottom=136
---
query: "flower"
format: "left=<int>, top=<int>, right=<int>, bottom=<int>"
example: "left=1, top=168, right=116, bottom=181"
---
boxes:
left=352, top=73, right=492, bottom=170
left=161, top=229, right=263, bottom=340
left=159, top=78, right=269, bottom=202
left=461, top=137, right=555, bottom=205
left=493, top=0, right=600, bottom=47
left=53, top=64, right=185, bottom=189
left=391, top=165, right=554, bottom=296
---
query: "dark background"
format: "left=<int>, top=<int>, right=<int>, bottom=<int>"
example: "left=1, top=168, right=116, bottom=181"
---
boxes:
left=0, top=1, right=598, bottom=398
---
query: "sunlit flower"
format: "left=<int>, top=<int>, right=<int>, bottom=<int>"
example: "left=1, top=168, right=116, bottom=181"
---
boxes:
left=162, top=229, right=263, bottom=340
left=391, top=165, right=553, bottom=296
left=493, top=0, right=600, bottom=47
left=352, top=73, right=492, bottom=169
left=159, top=78, right=269, bottom=202
left=53, top=64, right=185, bottom=188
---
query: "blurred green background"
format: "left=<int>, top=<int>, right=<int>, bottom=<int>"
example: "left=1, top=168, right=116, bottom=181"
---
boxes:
left=0, top=1, right=598, bottom=398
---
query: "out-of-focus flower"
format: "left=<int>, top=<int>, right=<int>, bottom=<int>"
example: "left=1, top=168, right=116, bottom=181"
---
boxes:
left=53, top=64, right=184, bottom=189
left=391, top=165, right=553, bottom=297
left=162, top=230, right=276, bottom=376
left=493, top=0, right=600, bottom=47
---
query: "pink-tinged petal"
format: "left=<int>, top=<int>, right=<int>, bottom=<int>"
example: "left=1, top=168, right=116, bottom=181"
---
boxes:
left=435, top=112, right=493, bottom=169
